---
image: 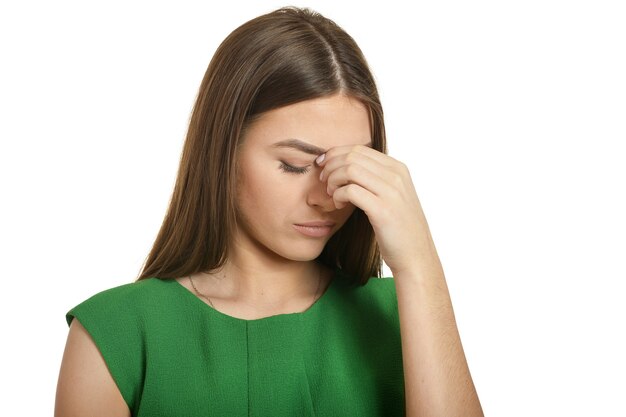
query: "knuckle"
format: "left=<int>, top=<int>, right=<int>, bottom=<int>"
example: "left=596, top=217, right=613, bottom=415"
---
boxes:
left=345, top=164, right=358, bottom=177
left=391, top=173, right=403, bottom=186
left=346, top=183, right=358, bottom=195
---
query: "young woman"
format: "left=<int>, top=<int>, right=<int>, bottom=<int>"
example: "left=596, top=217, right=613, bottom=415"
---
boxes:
left=55, top=7, right=483, bottom=417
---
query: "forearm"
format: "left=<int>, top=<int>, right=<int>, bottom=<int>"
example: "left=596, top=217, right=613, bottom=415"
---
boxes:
left=394, top=258, right=483, bottom=417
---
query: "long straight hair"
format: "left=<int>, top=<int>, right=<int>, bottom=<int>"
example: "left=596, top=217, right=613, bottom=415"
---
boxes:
left=136, top=7, right=387, bottom=286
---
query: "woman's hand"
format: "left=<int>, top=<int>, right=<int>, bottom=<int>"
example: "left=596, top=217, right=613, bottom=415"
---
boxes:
left=318, top=145, right=484, bottom=417
left=316, top=144, right=442, bottom=277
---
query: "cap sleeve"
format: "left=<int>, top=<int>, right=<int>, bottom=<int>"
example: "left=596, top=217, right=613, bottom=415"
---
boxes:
left=66, top=282, right=146, bottom=412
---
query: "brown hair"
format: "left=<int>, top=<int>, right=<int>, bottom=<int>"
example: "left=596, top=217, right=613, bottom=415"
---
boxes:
left=136, top=6, right=387, bottom=286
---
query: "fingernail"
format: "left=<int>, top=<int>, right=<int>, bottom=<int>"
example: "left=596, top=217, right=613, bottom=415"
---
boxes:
left=315, top=153, right=325, bottom=165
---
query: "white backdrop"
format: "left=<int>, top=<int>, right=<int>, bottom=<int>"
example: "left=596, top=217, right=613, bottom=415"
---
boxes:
left=1, top=0, right=624, bottom=415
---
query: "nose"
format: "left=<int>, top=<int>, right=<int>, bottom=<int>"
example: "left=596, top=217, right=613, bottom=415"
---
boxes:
left=306, top=173, right=336, bottom=212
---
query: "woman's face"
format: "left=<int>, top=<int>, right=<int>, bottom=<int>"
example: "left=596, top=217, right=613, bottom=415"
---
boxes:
left=233, top=93, right=372, bottom=263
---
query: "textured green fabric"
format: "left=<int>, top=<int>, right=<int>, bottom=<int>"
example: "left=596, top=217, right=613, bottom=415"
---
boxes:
left=66, top=269, right=405, bottom=416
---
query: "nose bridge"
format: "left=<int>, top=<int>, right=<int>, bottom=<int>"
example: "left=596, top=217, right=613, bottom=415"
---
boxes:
left=306, top=173, right=335, bottom=211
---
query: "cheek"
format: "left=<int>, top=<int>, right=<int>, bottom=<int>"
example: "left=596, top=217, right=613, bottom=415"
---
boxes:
left=237, top=162, right=299, bottom=215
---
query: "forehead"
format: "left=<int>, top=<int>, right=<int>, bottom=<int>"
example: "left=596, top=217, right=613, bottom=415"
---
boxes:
left=243, top=94, right=372, bottom=149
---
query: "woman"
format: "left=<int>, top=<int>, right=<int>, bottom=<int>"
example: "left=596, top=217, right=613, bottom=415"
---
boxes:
left=55, top=6, right=483, bottom=417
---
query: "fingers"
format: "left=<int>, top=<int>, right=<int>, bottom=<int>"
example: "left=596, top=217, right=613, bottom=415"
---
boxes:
left=318, top=145, right=403, bottom=201
left=324, top=162, right=388, bottom=198
left=331, top=182, right=381, bottom=213
left=317, top=144, right=395, bottom=172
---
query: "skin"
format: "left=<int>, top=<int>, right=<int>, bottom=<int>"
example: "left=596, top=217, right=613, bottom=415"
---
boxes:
left=55, top=319, right=130, bottom=417
left=55, top=92, right=483, bottom=416
left=176, top=93, right=371, bottom=319
left=316, top=115, right=485, bottom=416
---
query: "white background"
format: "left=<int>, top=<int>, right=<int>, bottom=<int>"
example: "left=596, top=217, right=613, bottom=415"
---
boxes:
left=1, top=0, right=624, bottom=415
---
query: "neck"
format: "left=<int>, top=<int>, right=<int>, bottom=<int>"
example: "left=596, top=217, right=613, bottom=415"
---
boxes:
left=202, top=249, right=326, bottom=308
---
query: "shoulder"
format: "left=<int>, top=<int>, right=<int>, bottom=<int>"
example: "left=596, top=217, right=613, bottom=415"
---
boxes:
left=65, top=277, right=166, bottom=326
left=332, top=275, right=399, bottom=319
left=358, top=276, right=398, bottom=305
left=56, top=318, right=131, bottom=417
left=364, top=276, right=397, bottom=291
left=62, top=278, right=168, bottom=413
left=334, top=274, right=397, bottom=296
left=351, top=275, right=397, bottom=296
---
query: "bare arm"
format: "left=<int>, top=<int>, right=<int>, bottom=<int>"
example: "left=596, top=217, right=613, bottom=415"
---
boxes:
left=316, top=145, right=483, bottom=415
left=55, top=318, right=130, bottom=417
left=395, top=246, right=483, bottom=416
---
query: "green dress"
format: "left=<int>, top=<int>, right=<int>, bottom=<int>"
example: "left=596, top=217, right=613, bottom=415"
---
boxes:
left=66, top=269, right=405, bottom=416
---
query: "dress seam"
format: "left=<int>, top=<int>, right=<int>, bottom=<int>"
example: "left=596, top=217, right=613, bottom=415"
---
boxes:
left=246, top=321, right=250, bottom=417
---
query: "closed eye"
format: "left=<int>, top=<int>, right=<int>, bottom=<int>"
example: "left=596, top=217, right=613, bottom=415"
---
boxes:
left=279, top=162, right=310, bottom=175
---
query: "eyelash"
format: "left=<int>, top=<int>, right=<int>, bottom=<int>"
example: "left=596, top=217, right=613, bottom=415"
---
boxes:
left=279, top=162, right=310, bottom=175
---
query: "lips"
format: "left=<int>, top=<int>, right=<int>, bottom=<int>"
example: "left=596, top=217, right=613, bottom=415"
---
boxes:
left=293, top=221, right=336, bottom=238
left=295, top=221, right=336, bottom=227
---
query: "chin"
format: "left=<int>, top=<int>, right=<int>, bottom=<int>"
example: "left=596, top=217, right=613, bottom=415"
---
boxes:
left=276, top=242, right=327, bottom=262
left=282, top=248, right=325, bottom=262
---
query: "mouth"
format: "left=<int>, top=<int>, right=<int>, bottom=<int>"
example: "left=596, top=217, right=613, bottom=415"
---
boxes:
left=293, top=221, right=336, bottom=238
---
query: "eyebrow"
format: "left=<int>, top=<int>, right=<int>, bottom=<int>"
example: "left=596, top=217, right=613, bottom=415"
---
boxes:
left=271, top=138, right=372, bottom=155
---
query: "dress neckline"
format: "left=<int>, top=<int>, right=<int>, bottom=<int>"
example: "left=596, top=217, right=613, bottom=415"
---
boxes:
left=166, top=269, right=338, bottom=323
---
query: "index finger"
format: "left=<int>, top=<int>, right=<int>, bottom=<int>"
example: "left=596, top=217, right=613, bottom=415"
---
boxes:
left=315, top=143, right=391, bottom=167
